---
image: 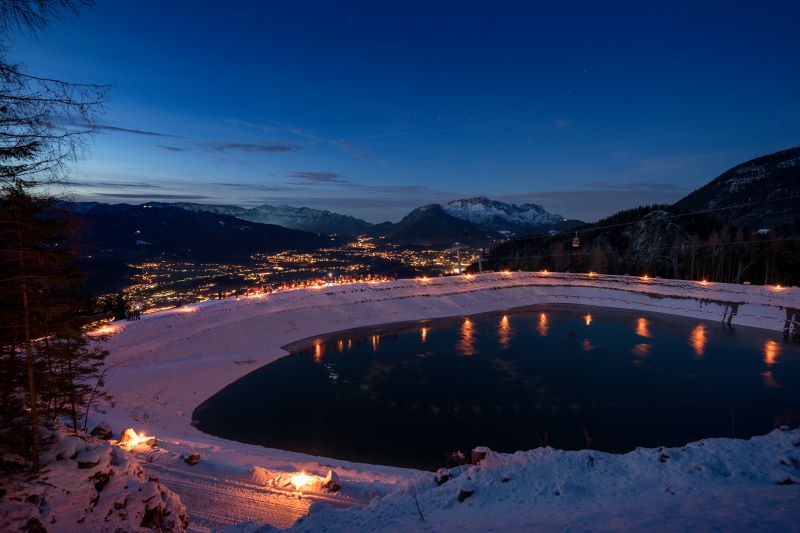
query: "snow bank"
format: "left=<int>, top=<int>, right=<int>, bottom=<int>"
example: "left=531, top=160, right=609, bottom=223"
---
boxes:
left=94, top=273, right=799, bottom=529
left=285, top=428, right=800, bottom=532
left=0, top=428, right=188, bottom=532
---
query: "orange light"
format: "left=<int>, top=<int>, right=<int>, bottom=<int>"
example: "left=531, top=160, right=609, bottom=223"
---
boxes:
left=689, top=324, right=706, bottom=358
left=764, top=340, right=780, bottom=366
left=588, top=271, right=597, bottom=277
left=636, top=317, right=651, bottom=338
left=90, top=324, right=117, bottom=336
left=642, top=274, right=649, bottom=281
left=314, top=341, right=323, bottom=362
left=537, top=312, right=549, bottom=336
left=700, top=279, right=709, bottom=286
left=421, top=326, right=428, bottom=343
left=774, top=284, right=783, bottom=291
left=457, top=318, right=476, bottom=356
left=418, top=276, right=430, bottom=283
left=291, top=472, right=314, bottom=491
left=119, top=428, right=156, bottom=449
left=540, top=269, right=549, bottom=275
left=584, top=313, right=592, bottom=326
left=498, top=315, right=511, bottom=348
left=502, top=270, right=512, bottom=277
left=463, top=273, right=474, bottom=280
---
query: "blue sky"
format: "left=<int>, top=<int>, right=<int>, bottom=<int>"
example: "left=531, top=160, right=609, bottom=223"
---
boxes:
left=12, top=0, right=800, bottom=222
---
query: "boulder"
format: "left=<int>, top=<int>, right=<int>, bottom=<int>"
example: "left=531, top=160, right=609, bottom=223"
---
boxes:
left=322, top=470, right=341, bottom=492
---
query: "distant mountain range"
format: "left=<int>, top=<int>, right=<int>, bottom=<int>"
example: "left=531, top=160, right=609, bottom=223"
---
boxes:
left=69, top=197, right=580, bottom=248
left=156, top=197, right=578, bottom=243
left=157, top=202, right=373, bottom=237
left=67, top=146, right=800, bottom=256
left=72, top=204, right=329, bottom=258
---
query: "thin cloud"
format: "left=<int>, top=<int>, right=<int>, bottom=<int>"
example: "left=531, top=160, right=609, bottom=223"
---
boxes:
left=68, top=122, right=183, bottom=138
left=96, top=193, right=213, bottom=200
left=156, top=144, right=189, bottom=152
left=203, top=142, right=299, bottom=153
left=62, top=180, right=165, bottom=189
left=212, top=182, right=294, bottom=192
left=554, top=118, right=574, bottom=128
left=330, top=139, right=369, bottom=160
left=156, top=142, right=300, bottom=154
left=290, top=171, right=345, bottom=183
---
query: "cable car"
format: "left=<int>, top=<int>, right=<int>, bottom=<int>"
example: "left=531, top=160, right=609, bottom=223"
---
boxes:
left=571, top=232, right=580, bottom=249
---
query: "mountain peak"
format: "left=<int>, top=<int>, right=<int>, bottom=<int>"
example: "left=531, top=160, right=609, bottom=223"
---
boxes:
left=443, top=197, right=565, bottom=231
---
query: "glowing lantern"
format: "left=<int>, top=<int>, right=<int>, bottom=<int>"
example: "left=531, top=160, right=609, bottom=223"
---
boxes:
left=291, top=472, right=314, bottom=491
left=119, top=428, right=157, bottom=449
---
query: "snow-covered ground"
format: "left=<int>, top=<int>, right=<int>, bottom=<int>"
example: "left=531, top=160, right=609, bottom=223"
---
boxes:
left=0, top=429, right=188, bottom=532
left=95, top=272, right=800, bottom=531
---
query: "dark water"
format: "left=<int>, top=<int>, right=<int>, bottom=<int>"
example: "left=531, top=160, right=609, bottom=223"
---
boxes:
left=193, top=306, right=800, bottom=470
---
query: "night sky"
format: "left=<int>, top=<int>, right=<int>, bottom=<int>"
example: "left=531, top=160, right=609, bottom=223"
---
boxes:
left=12, top=0, right=800, bottom=222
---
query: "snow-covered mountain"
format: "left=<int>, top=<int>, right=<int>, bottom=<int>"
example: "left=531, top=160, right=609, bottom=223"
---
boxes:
left=443, top=197, right=567, bottom=232
left=162, top=202, right=373, bottom=236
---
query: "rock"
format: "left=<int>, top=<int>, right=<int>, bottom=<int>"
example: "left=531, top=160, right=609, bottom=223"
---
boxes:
left=184, top=453, right=200, bottom=466
left=458, top=480, right=476, bottom=502
left=446, top=450, right=467, bottom=466
left=90, top=422, right=113, bottom=440
left=434, top=468, right=452, bottom=486
left=322, top=470, right=341, bottom=492
left=89, top=470, right=112, bottom=492
left=471, top=446, right=491, bottom=464
left=77, top=459, right=101, bottom=469
left=0, top=453, right=26, bottom=474
left=457, top=489, right=474, bottom=502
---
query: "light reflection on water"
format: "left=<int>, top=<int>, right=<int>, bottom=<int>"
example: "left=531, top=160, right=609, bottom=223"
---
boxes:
left=690, top=324, right=707, bottom=358
left=458, top=318, right=477, bottom=356
left=764, top=340, right=780, bottom=366
left=636, top=317, right=651, bottom=338
left=498, top=315, right=512, bottom=349
left=196, top=306, right=800, bottom=470
left=537, top=312, right=549, bottom=336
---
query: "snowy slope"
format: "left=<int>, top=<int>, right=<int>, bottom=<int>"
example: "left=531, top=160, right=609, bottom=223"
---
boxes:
left=93, top=273, right=799, bottom=530
left=0, top=429, right=188, bottom=532
left=286, top=428, right=800, bottom=533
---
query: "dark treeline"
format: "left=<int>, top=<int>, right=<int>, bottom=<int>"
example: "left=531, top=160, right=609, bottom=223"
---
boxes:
left=0, top=189, right=111, bottom=465
left=1, top=0, right=110, bottom=471
left=476, top=204, right=800, bottom=286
